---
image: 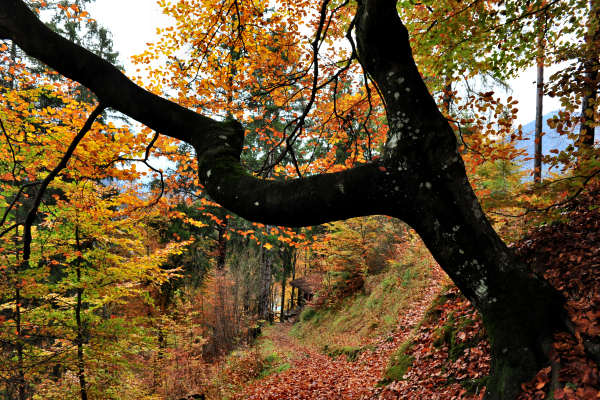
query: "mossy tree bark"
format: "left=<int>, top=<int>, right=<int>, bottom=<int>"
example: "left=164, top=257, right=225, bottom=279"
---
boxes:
left=0, top=0, right=567, bottom=398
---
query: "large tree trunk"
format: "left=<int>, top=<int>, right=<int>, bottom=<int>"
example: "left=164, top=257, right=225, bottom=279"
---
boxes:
left=400, top=188, right=563, bottom=398
left=353, top=2, right=565, bottom=398
left=0, top=1, right=568, bottom=398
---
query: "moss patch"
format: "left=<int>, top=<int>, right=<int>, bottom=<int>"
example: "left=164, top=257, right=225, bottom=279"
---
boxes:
left=422, top=284, right=455, bottom=323
left=321, top=344, right=363, bottom=362
left=379, top=340, right=414, bottom=385
left=432, top=311, right=482, bottom=362
left=259, top=357, right=291, bottom=379
left=299, top=307, right=316, bottom=322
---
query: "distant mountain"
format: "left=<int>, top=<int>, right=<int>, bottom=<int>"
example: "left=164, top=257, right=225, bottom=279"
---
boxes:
left=515, top=110, right=597, bottom=175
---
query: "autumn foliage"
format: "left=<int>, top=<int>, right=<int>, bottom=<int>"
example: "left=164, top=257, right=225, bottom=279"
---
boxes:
left=0, top=0, right=599, bottom=399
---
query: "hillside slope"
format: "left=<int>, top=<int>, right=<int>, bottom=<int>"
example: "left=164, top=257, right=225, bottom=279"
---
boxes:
left=376, top=185, right=600, bottom=400
left=291, top=245, right=441, bottom=348
left=231, top=186, right=599, bottom=400
left=233, top=245, right=447, bottom=399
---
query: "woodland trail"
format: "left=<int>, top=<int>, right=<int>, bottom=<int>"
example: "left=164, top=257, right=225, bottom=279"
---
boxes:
left=236, top=266, right=447, bottom=400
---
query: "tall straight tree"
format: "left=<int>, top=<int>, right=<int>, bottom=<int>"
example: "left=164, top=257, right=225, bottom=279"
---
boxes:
left=579, top=0, right=599, bottom=155
left=0, top=1, right=586, bottom=398
left=534, top=13, right=547, bottom=183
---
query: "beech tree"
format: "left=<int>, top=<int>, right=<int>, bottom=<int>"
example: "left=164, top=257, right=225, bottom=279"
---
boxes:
left=0, top=0, right=581, bottom=398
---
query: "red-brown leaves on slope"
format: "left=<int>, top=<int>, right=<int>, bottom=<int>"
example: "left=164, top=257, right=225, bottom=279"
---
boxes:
left=376, top=185, right=600, bottom=399
left=514, top=184, right=600, bottom=399
left=373, top=287, right=491, bottom=400
left=518, top=331, right=599, bottom=400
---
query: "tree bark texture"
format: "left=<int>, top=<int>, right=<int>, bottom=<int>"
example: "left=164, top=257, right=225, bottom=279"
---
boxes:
left=215, top=218, right=228, bottom=271
left=13, top=227, right=26, bottom=400
left=0, top=1, right=568, bottom=398
left=534, top=29, right=545, bottom=183
left=279, top=272, right=286, bottom=322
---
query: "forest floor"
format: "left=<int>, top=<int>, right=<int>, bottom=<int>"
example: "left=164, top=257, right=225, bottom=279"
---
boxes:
left=234, top=266, right=447, bottom=399
left=232, top=186, right=600, bottom=400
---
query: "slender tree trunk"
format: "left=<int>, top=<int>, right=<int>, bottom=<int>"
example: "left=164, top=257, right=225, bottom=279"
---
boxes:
left=289, top=253, right=296, bottom=311
left=215, top=219, right=228, bottom=271
left=579, top=71, right=596, bottom=148
left=578, top=0, right=599, bottom=159
left=279, top=272, right=286, bottom=322
left=156, top=326, right=165, bottom=388
left=10, top=41, right=16, bottom=90
left=442, top=80, right=452, bottom=115
left=213, top=216, right=228, bottom=350
left=14, top=225, right=26, bottom=400
left=15, top=286, right=25, bottom=400
left=258, top=246, right=273, bottom=322
left=74, top=226, right=88, bottom=400
left=534, top=24, right=545, bottom=183
left=213, top=269, right=228, bottom=354
left=257, top=150, right=275, bottom=322
left=281, top=250, right=296, bottom=320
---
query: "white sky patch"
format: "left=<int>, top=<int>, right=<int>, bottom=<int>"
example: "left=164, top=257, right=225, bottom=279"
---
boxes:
left=88, top=0, right=172, bottom=74
left=86, top=1, right=176, bottom=181
left=504, top=63, right=565, bottom=126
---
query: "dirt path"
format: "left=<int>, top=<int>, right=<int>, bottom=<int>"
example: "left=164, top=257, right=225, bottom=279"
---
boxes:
left=236, top=267, right=447, bottom=400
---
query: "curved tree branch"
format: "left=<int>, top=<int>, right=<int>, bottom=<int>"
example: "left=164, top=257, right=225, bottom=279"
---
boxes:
left=0, top=0, right=215, bottom=143
left=0, top=0, right=418, bottom=227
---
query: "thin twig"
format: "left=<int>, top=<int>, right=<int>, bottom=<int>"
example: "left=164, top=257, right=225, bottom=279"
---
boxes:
left=0, top=181, right=41, bottom=227
left=101, top=131, right=165, bottom=208
left=0, top=114, right=19, bottom=179
left=489, top=169, right=600, bottom=217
